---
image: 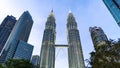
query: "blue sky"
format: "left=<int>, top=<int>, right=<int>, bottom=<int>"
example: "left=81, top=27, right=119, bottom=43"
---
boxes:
left=0, top=0, right=120, bottom=68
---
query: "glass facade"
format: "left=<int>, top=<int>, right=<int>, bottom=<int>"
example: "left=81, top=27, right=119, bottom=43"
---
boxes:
left=103, top=0, right=120, bottom=26
left=13, top=40, right=33, bottom=60
left=0, top=15, right=16, bottom=53
left=67, top=12, right=85, bottom=68
left=0, top=11, right=33, bottom=62
left=0, top=16, right=16, bottom=63
left=114, top=0, right=120, bottom=7
left=31, top=55, right=40, bottom=68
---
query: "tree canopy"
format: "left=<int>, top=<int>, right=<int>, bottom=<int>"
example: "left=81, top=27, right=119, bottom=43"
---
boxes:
left=90, top=39, right=120, bottom=68
left=0, top=59, right=33, bottom=68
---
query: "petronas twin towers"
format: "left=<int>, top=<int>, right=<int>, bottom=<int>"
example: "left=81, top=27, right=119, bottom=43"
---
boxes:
left=39, top=10, right=85, bottom=68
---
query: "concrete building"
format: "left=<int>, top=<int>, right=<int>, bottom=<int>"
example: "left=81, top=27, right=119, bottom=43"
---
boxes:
left=39, top=10, right=85, bottom=68
left=39, top=10, right=56, bottom=68
left=89, top=26, right=108, bottom=50
left=67, top=12, right=85, bottom=68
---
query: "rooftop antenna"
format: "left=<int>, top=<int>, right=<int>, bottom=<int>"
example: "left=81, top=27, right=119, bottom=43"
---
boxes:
left=51, top=9, right=53, bottom=12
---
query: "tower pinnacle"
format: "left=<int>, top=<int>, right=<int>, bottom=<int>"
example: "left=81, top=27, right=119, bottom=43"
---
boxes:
left=67, top=12, right=77, bottom=30
left=68, top=12, right=75, bottom=20
left=67, top=12, right=85, bottom=68
left=49, top=10, right=54, bottom=17
left=69, top=10, right=72, bottom=13
left=39, top=11, right=85, bottom=68
left=39, top=10, right=56, bottom=68
left=51, top=9, right=53, bottom=13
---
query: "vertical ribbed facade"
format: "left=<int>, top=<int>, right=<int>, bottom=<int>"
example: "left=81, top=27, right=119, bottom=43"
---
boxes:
left=39, top=11, right=56, bottom=68
left=103, top=0, right=120, bottom=26
left=67, top=12, right=85, bottom=68
left=1, top=11, right=33, bottom=61
left=89, top=27, right=108, bottom=50
left=0, top=15, right=16, bottom=53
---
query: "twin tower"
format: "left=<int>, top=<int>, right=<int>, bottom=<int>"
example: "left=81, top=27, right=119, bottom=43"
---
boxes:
left=39, top=10, right=85, bottom=68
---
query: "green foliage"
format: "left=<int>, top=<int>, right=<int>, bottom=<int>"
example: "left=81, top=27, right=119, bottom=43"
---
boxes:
left=0, top=59, right=33, bottom=68
left=90, top=40, right=120, bottom=68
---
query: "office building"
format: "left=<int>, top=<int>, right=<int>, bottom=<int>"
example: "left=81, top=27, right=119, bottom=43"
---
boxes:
left=39, top=11, right=85, bottom=68
left=0, top=15, right=16, bottom=53
left=0, top=11, right=33, bottom=62
left=13, top=40, right=33, bottom=60
left=67, top=12, right=85, bottom=68
left=103, top=0, right=120, bottom=27
left=39, top=10, right=56, bottom=68
left=31, top=55, right=40, bottom=68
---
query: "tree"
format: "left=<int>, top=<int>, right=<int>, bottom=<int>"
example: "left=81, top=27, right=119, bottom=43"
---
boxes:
left=1, top=59, right=34, bottom=68
left=90, top=40, right=120, bottom=68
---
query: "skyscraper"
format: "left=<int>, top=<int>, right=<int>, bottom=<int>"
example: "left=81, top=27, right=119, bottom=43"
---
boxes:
left=89, top=27, right=120, bottom=67
left=0, top=15, right=16, bottom=53
left=39, top=10, right=56, bottom=68
left=67, top=12, right=85, bottom=68
left=89, top=26, right=108, bottom=50
left=103, top=0, right=120, bottom=27
left=31, top=55, right=40, bottom=68
left=13, top=40, right=33, bottom=60
left=39, top=11, right=85, bottom=68
left=0, top=11, right=33, bottom=62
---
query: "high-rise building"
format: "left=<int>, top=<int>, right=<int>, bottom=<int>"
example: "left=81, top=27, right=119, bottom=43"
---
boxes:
left=0, top=11, right=33, bottom=62
left=39, top=11, right=85, bottom=68
left=67, top=12, right=85, bottom=68
left=13, top=40, right=33, bottom=60
left=0, top=16, right=16, bottom=63
left=89, top=27, right=120, bottom=67
left=39, top=10, right=56, bottom=68
left=103, top=0, right=120, bottom=27
left=31, top=55, right=40, bottom=68
left=89, top=26, right=108, bottom=50
left=0, top=15, right=16, bottom=53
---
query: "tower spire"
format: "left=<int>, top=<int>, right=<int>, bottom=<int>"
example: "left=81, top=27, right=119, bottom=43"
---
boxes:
left=68, top=12, right=75, bottom=21
left=67, top=12, right=85, bottom=68
left=51, top=9, right=53, bottom=13
left=49, top=9, right=54, bottom=17
left=67, top=12, right=77, bottom=30
left=45, top=10, right=56, bottom=30
left=39, top=10, right=56, bottom=68
left=69, top=10, right=72, bottom=13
